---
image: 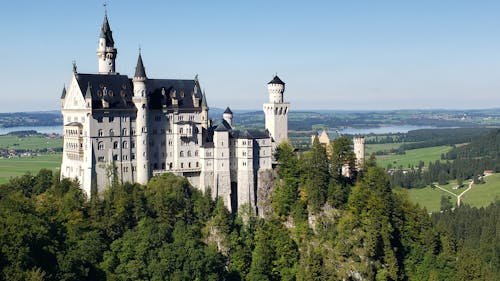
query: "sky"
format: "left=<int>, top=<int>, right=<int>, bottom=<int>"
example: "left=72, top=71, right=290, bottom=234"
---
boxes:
left=0, top=0, right=499, bottom=112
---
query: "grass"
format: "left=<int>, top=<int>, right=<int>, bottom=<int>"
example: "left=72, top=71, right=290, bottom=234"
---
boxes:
left=0, top=135, right=62, bottom=150
left=365, top=142, right=410, bottom=155
left=461, top=173, right=500, bottom=208
left=0, top=153, right=62, bottom=184
left=403, top=186, right=457, bottom=213
left=376, top=145, right=452, bottom=169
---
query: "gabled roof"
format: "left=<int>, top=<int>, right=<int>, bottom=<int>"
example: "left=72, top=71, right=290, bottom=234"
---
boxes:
left=268, top=75, right=285, bottom=85
left=74, top=73, right=134, bottom=109
left=134, top=53, right=147, bottom=78
left=224, top=107, right=233, bottom=114
left=147, top=79, right=202, bottom=110
left=232, top=129, right=270, bottom=139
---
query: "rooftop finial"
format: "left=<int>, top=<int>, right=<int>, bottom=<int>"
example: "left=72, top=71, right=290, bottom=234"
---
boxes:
left=72, top=60, right=77, bottom=73
left=103, top=1, right=107, bottom=16
left=139, top=44, right=141, bottom=55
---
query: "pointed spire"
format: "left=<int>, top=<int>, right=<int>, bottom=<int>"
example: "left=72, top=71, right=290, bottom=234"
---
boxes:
left=85, top=82, right=92, bottom=99
left=201, top=91, right=208, bottom=109
left=134, top=51, right=147, bottom=78
left=268, top=74, right=285, bottom=85
left=224, top=107, right=233, bottom=115
left=72, top=60, right=77, bottom=73
left=100, top=13, right=114, bottom=46
left=60, top=85, right=67, bottom=99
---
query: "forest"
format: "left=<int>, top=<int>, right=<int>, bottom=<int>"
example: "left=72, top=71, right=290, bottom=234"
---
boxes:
left=0, top=137, right=498, bottom=280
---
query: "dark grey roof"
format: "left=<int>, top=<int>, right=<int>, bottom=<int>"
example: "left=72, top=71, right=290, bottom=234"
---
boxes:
left=75, top=73, right=134, bottom=109
left=232, top=129, right=270, bottom=139
left=60, top=86, right=66, bottom=99
left=224, top=107, right=233, bottom=114
left=268, top=75, right=285, bottom=85
left=100, top=15, right=114, bottom=46
left=214, top=120, right=232, bottom=132
left=134, top=53, right=147, bottom=78
left=147, top=79, right=202, bottom=110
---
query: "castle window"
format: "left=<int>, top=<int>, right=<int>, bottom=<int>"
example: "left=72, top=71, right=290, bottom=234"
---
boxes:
left=195, top=151, right=198, bottom=156
left=187, top=151, right=192, bottom=157
left=132, top=166, right=136, bottom=172
left=113, top=141, right=118, bottom=149
left=122, top=128, right=128, bottom=136
left=155, top=115, right=161, bottom=121
left=109, top=129, right=115, bottom=136
left=124, top=167, right=128, bottom=172
left=243, top=151, right=246, bottom=156
left=180, top=151, right=184, bottom=157
left=181, top=163, right=184, bottom=168
left=109, top=117, right=114, bottom=122
left=179, top=128, right=183, bottom=134
left=162, top=162, right=166, bottom=169
left=122, top=141, right=128, bottom=148
left=122, top=155, right=128, bottom=160
left=188, top=162, right=191, bottom=168
left=196, top=162, right=199, bottom=167
left=98, top=142, right=104, bottom=150
left=97, top=117, right=103, bottom=123
left=169, top=163, right=173, bottom=169
left=98, top=156, right=105, bottom=162
left=113, top=154, right=118, bottom=161
left=153, top=129, right=157, bottom=135
left=131, top=142, right=135, bottom=148
left=243, top=162, right=246, bottom=166
left=131, top=153, right=135, bottom=160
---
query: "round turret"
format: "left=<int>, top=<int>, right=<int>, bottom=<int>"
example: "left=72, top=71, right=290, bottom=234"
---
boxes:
left=267, top=75, right=285, bottom=103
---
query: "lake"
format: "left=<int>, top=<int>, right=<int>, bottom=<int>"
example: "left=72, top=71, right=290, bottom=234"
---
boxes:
left=334, top=125, right=437, bottom=135
left=0, top=125, right=63, bottom=135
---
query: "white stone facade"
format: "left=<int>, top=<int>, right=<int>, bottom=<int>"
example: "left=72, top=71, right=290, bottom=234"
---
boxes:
left=60, top=14, right=284, bottom=214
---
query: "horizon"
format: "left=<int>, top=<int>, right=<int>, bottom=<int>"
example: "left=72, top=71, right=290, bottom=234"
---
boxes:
left=1, top=1, right=499, bottom=112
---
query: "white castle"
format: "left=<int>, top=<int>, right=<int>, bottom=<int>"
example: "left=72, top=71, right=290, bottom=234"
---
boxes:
left=60, top=14, right=289, bottom=214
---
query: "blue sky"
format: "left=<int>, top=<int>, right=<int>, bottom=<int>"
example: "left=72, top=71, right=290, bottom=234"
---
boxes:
left=0, top=0, right=499, bottom=112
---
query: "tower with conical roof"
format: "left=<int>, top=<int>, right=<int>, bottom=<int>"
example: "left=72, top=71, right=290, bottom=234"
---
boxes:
left=132, top=52, right=150, bottom=184
left=96, top=13, right=117, bottom=74
left=223, top=107, right=233, bottom=128
left=263, top=75, right=289, bottom=144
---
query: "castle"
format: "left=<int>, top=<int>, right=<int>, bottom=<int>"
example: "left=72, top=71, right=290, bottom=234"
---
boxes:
left=60, top=13, right=289, bottom=214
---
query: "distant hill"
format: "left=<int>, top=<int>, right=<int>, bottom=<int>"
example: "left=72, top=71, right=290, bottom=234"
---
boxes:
left=0, top=111, right=62, bottom=128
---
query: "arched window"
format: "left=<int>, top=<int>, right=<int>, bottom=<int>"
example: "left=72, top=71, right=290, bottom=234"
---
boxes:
left=180, top=151, right=184, bottom=157
left=98, top=129, right=103, bottom=137
left=98, top=142, right=104, bottom=150
left=187, top=150, right=192, bottom=157
left=122, top=128, right=127, bottom=136
left=109, top=129, right=115, bottom=136
left=122, top=141, right=128, bottom=149
left=179, top=128, right=183, bottom=134
left=113, top=141, right=118, bottom=149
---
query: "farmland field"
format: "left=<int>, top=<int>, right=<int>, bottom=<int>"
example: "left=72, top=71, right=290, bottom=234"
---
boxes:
left=375, top=145, right=452, bottom=169
left=0, top=153, right=62, bottom=184
left=0, top=135, right=62, bottom=150
left=461, top=173, right=500, bottom=208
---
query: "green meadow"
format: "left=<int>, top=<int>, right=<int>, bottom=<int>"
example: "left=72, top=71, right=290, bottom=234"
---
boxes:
left=0, top=135, right=62, bottom=150
left=0, top=153, right=62, bottom=184
left=375, top=145, right=452, bottom=169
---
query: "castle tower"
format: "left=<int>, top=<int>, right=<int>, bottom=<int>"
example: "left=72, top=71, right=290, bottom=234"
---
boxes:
left=263, top=75, right=289, bottom=144
left=132, top=52, right=150, bottom=184
left=353, top=136, right=365, bottom=170
left=201, top=91, right=209, bottom=129
left=96, top=13, right=117, bottom=74
left=223, top=107, right=233, bottom=128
